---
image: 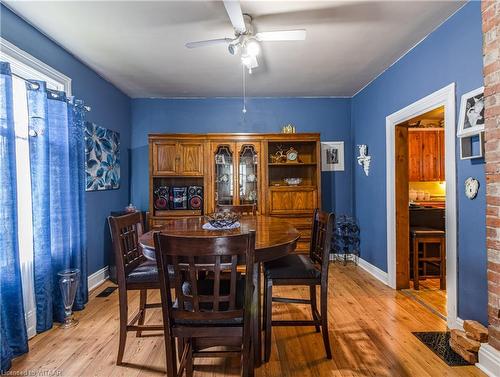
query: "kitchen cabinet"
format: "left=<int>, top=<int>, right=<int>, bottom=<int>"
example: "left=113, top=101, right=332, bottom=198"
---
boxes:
left=408, top=129, right=444, bottom=181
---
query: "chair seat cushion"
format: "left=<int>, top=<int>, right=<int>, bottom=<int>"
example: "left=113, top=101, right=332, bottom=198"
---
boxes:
left=264, top=254, right=320, bottom=280
left=410, top=227, right=445, bottom=238
left=126, top=260, right=174, bottom=284
left=126, top=260, right=158, bottom=284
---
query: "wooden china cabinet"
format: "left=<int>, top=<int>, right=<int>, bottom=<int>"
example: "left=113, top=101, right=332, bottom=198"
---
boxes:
left=149, top=133, right=321, bottom=253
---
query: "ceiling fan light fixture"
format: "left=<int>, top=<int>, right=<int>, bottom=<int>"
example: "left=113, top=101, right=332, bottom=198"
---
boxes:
left=245, top=39, right=260, bottom=57
left=241, top=54, right=252, bottom=67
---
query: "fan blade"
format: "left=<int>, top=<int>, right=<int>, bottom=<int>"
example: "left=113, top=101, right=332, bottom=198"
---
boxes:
left=255, top=30, right=306, bottom=41
left=223, top=0, right=246, bottom=34
left=185, top=38, right=234, bottom=49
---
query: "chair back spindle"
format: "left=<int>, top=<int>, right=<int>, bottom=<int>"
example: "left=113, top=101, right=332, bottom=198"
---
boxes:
left=309, top=209, right=335, bottom=277
left=108, top=212, right=146, bottom=282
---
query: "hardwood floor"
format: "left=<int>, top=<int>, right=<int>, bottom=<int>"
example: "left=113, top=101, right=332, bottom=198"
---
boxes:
left=404, top=278, right=448, bottom=319
left=11, top=264, right=484, bottom=377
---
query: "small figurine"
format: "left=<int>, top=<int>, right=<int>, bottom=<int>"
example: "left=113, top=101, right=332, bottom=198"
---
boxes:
left=270, top=145, right=287, bottom=163
left=281, top=124, right=296, bottom=134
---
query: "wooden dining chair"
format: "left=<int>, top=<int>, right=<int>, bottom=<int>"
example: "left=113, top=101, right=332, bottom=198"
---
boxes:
left=108, top=212, right=164, bottom=365
left=154, top=231, right=256, bottom=377
left=216, top=204, right=257, bottom=216
left=263, top=209, right=335, bottom=361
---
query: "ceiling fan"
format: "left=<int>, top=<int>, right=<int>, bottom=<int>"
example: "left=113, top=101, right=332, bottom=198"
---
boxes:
left=185, top=0, right=306, bottom=73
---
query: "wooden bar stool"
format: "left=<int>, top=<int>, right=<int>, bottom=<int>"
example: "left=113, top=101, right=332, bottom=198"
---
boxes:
left=154, top=231, right=256, bottom=377
left=108, top=212, right=164, bottom=365
left=263, top=209, right=334, bottom=361
left=410, top=227, right=446, bottom=290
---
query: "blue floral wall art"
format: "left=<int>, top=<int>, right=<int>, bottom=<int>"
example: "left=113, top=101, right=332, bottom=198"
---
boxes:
left=85, top=122, right=120, bottom=191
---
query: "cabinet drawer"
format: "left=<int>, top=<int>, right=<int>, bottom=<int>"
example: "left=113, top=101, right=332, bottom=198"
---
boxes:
left=271, top=216, right=312, bottom=231
left=150, top=213, right=201, bottom=230
left=270, top=215, right=312, bottom=253
left=150, top=220, right=166, bottom=230
left=298, top=228, right=311, bottom=240
left=269, top=189, right=317, bottom=215
left=288, top=218, right=313, bottom=230
left=296, top=240, right=310, bottom=253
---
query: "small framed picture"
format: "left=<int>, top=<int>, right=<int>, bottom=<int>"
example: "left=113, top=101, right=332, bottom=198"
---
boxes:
left=321, top=141, right=344, bottom=171
left=457, top=86, right=484, bottom=137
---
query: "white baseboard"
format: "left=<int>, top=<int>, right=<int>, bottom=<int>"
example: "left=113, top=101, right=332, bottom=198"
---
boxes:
left=87, top=266, right=109, bottom=292
left=357, top=257, right=389, bottom=286
left=477, top=343, right=500, bottom=377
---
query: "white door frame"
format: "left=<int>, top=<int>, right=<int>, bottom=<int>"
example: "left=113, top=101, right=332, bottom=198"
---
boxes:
left=386, top=83, right=458, bottom=329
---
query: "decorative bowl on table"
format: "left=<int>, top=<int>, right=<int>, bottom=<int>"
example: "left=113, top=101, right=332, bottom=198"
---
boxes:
left=205, top=211, right=240, bottom=229
left=284, top=177, right=302, bottom=186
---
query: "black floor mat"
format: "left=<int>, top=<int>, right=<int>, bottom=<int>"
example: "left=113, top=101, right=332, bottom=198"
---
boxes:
left=96, top=286, right=118, bottom=297
left=412, top=331, right=473, bottom=366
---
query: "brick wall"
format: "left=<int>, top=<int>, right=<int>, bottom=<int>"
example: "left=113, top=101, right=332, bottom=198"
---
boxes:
left=482, top=0, right=500, bottom=352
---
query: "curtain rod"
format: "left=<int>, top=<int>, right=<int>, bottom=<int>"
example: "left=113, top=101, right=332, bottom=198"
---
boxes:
left=9, top=71, right=91, bottom=112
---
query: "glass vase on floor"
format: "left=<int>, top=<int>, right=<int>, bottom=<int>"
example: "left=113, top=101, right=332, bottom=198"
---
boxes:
left=58, top=269, right=80, bottom=328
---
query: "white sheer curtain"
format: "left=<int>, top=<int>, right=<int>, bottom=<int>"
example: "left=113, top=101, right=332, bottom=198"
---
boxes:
left=12, top=75, right=36, bottom=339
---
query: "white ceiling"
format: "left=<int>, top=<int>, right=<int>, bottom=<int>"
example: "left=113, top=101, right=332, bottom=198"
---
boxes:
left=5, top=1, right=465, bottom=98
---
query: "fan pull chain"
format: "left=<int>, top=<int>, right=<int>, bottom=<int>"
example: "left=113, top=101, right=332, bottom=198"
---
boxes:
left=242, top=64, right=247, bottom=114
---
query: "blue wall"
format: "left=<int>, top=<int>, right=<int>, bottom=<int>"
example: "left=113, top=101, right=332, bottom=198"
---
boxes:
left=1, top=4, right=132, bottom=275
left=130, top=97, right=353, bottom=215
left=2, top=1, right=488, bottom=324
left=351, top=2, right=487, bottom=324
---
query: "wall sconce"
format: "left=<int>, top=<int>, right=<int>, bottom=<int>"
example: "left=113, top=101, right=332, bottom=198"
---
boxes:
left=357, top=144, right=371, bottom=176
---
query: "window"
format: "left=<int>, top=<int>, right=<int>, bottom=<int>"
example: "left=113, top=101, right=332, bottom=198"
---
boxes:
left=1, top=37, right=71, bottom=338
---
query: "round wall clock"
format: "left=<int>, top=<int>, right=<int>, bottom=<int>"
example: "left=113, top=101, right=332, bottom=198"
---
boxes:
left=465, top=177, right=480, bottom=200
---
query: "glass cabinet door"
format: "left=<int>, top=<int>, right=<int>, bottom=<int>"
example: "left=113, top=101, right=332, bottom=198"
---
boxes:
left=214, top=145, right=234, bottom=205
left=238, top=145, right=258, bottom=206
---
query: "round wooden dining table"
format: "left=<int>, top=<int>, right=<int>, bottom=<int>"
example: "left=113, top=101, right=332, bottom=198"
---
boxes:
left=139, top=215, right=299, bottom=262
left=139, top=215, right=300, bottom=367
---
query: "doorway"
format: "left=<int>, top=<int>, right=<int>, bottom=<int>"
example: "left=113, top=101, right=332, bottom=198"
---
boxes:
left=386, top=83, right=459, bottom=329
left=397, top=108, right=447, bottom=319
